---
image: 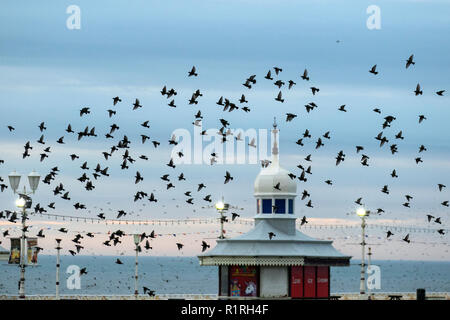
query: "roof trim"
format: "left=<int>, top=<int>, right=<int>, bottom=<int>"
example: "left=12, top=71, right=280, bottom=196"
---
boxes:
left=199, top=256, right=304, bottom=266
left=215, top=238, right=334, bottom=245
left=254, top=192, right=297, bottom=197
left=198, top=256, right=351, bottom=266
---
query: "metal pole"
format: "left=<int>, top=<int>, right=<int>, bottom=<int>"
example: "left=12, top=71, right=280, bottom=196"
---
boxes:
left=56, top=239, right=61, bottom=300
left=367, top=247, right=372, bottom=300
left=19, top=201, right=26, bottom=299
left=134, top=244, right=138, bottom=298
left=360, top=216, right=366, bottom=297
left=219, top=210, right=224, bottom=239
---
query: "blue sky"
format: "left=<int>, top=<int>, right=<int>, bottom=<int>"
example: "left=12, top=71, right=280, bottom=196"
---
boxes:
left=0, top=0, right=449, bottom=259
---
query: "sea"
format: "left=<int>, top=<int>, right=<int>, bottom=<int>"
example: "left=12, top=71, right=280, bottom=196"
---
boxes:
left=0, top=256, right=449, bottom=296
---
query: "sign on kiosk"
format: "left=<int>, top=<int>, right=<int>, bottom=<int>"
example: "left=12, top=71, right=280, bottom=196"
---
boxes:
left=229, top=265, right=258, bottom=297
left=8, top=237, right=39, bottom=265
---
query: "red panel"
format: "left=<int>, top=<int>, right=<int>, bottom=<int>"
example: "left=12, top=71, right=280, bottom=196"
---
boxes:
left=304, top=266, right=316, bottom=298
left=316, top=266, right=329, bottom=298
left=290, top=266, right=303, bottom=298
left=229, top=265, right=258, bottom=297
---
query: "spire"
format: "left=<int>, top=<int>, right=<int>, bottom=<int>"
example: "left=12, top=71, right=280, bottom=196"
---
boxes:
left=271, top=117, right=279, bottom=164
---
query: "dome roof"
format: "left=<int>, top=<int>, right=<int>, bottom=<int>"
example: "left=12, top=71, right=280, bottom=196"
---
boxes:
left=254, top=158, right=297, bottom=196
left=254, top=119, right=297, bottom=197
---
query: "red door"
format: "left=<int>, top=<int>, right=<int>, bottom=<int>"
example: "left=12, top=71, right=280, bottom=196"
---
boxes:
left=290, top=266, right=303, bottom=298
left=316, top=266, right=329, bottom=298
left=304, top=266, right=316, bottom=298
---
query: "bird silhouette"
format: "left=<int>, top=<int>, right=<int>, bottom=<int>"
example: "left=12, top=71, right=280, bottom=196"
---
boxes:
left=201, top=241, right=210, bottom=252
left=406, top=54, right=415, bottom=68
left=224, top=171, right=233, bottom=184
left=301, top=69, right=309, bottom=81
left=403, top=234, right=411, bottom=243
left=414, top=84, right=423, bottom=95
left=275, top=91, right=284, bottom=103
left=286, top=113, right=297, bottom=122
left=369, top=65, right=378, bottom=75
left=301, top=216, right=308, bottom=226
left=143, top=287, right=155, bottom=296
left=265, top=70, right=273, bottom=80
left=188, top=66, right=198, bottom=77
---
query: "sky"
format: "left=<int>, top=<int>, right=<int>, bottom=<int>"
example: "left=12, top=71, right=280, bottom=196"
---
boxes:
left=0, top=0, right=449, bottom=260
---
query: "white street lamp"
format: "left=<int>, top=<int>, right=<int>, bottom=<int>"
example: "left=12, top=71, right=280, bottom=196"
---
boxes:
left=8, top=170, right=40, bottom=299
left=28, top=171, right=40, bottom=193
left=356, top=207, right=367, bottom=217
left=215, top=197, right=229, bottom=239
left=215, top=200, right=225, bottom=211
left=15, top=197, right=26, bottom=208
left=8, top=171, right=21, bottom=194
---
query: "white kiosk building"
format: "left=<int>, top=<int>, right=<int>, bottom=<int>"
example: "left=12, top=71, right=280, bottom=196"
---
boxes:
left=198, top=120, right=351, bottom=299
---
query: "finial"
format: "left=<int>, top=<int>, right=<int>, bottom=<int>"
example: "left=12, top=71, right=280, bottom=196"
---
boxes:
left=271, top=118, right=279, bottom=157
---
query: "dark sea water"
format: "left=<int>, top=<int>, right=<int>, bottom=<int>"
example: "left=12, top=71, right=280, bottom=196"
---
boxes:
left=0, top=256, right=449, bottom=296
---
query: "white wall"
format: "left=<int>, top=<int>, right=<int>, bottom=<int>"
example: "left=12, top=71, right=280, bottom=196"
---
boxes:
left=260, top=266, right=289, bottom=298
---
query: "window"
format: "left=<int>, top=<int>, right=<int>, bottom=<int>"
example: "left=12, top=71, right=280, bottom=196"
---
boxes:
left=288, top=199, right=294, bottom=214
left=262, top=199, right=272, bottom=214
left=274, top=199, right=286, bottom=214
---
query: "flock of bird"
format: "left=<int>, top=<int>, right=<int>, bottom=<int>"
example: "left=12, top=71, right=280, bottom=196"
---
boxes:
left=0, top=53, right=448, bottom=294
left=268, top=55, right=447, bottom=242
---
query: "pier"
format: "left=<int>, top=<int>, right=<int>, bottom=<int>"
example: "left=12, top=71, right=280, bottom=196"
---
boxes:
left=0, top=292, right=448, bottom=300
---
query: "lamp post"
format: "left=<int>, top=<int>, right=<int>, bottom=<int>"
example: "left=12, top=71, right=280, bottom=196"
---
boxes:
left=16, top=196, right=27, bottom=299
left=356, top=207, right=368, bottom=299
left=8, top=170, right=40, bottom=299
left=133, top=233, right=140, bottom=299
left=215, top=197, right=229, bottom=239
left=367, top=247, right=372, bottom=300
left=55, top=239, right=62, bottom=300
